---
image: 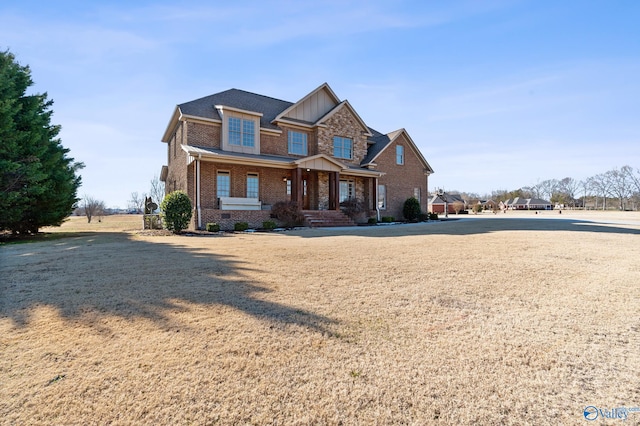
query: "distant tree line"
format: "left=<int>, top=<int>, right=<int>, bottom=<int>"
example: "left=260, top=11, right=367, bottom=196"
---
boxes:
left=456, top=165, right=640, bottom=211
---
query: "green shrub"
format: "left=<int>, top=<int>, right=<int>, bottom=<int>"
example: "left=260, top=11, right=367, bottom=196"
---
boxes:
left=381, top=216, right=395, bottom=223
left=206, top=222, right=220, bottom=232
left=418, top=213, right=430, bottom=222
left=160, top=191, right=192, bottom=233
left=262, top=220, right=277, bottom=230
left=429, top=212, right=439, bottom=221
left=472, top=203, right=483, bottom=214
left=403, top=197, right=421, bottom=221
left=234, top=222, right=249, bottom=231
left=271, top=201, right=304, bottom=227
left=367, top=217, right=378, bottom=224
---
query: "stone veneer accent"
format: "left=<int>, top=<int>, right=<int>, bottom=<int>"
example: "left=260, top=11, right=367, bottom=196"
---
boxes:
left=316, top=106, right=368, bottom=165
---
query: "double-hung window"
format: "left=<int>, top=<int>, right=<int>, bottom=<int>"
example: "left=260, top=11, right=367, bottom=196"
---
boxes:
left=288, top=131, right=308, bottom=155
left=396, top=145, right=404, bottom=165
left=333, top=136, right=353, bottom=160
left=247, top=173, right=259, bottom=199
left=217, top=171, right=230, bottom=198
left=228, top=117, right=255, bottom=147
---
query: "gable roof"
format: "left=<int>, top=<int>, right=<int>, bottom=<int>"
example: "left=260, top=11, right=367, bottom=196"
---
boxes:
left=273, top=82, right=340, bottom=125
left=362, top=128, right=434, bottom=173
left=180, top=89, right=292, bottom=130
left=316, top=100, right=372, bottom=136
left=162, top=84, right=433, bottom=177
left=429, top=193, right=465, bottom=204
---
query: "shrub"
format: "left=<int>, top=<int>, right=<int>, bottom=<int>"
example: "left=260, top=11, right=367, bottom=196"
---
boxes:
left=381, top=216, right=395, bottom=223
left=160, top=191, right=192, bottom=233
left=234, top=222, right=249, bottom=232
left=472, top=204, right=483, bottom=214
left=262, top=220, right=277, bottom=230
left=403, top=197, right=421, bottom=221
left=206, top=222, right=220, bottom=232
left=340, top=197, right=366, bottom=222
left=367, top=217, right=378, bottom=225
left=418, top=213, right=430, bottom=222
left=429, top=212, right=439, bottom=221
left=271, top=201, right=304, bottom=227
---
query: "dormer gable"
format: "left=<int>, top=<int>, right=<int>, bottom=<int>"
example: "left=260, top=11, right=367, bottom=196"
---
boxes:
left=273, top=83, right=341, bottom=126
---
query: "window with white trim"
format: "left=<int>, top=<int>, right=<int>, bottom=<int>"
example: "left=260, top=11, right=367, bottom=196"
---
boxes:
left=396, top=145, right=404, bottom=165
left=339, top=179, right=354, bottom=202
left=247, top=173, right=259, bottom=199
left=229, top=117, right=255, bottom=147
left=414, top=187, right=421, bottom=202
left=217, top=171, right=230, bottom=198
left=220, top=109, right=260, bottom=155
left=333, top=136, right=353, bottom=160
left=288, top=131, right=308, bottom=155
left=378, top=185, right=386, bottom=209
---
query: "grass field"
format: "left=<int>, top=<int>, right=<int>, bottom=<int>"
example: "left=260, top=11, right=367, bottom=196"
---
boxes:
left=1, top=212, right=639, bottom=424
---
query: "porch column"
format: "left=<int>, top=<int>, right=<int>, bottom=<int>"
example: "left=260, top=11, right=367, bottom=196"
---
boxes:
left=293, top=167, right=303, bottom=207
left=329, top=171, right=340, bottom=210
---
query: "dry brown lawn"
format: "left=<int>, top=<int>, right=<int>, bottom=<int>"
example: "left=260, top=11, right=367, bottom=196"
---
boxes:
left=1, top=212, right=639, bottom=425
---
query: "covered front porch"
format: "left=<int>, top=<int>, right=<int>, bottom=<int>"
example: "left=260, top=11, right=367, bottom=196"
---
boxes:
left=288, top=155, right=382, bottom=214
left=182, top=146, right=383, bottom=229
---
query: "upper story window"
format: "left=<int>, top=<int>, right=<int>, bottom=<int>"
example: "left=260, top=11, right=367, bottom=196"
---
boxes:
left=288, top=131, right=308, bottom=155
left=217, top=105, right=261, bottom=155
left=333, top=136, right=353, bottom=160
left=396, top=145, right=404, bottom=165
left=229, top=117, right=255, bottom=147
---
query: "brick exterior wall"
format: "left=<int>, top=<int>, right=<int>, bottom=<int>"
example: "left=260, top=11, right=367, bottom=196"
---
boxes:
left=374, top=133, right=429, bottom=220
left=187, top=122, right=220, bottom=149
left=200, top=209, right=275, bottom=231
left=198, top=163, right=290, bottom=209
left=165, top=122, right=189, bottom=195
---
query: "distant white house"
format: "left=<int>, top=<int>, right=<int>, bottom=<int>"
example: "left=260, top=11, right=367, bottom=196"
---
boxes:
left=502, top=197, right=552, bottom=210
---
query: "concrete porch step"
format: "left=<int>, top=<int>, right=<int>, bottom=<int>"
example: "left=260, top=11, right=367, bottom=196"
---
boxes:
left=301, top=210, right=355, bottom=227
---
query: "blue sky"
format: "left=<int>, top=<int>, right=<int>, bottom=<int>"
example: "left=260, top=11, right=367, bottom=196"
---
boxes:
left=2, top=0, right=639, bottom=208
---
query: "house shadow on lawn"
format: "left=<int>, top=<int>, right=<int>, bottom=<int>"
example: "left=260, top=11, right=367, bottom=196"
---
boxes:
left=289, top=217, right=640, bottom=238
left=1, top=232, right=338, bottom=334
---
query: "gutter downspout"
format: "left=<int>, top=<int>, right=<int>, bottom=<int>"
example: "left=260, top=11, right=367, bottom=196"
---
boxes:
left=375, top=177, right=380, bottom=222
left=196, top=155, right=202, bottom=229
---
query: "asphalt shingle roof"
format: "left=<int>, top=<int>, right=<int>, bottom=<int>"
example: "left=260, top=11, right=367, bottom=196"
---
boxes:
left=178, top=89, right=293, bottom=130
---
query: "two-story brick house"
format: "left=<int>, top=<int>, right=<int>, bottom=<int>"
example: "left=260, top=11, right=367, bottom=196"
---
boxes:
left=160, top=83, right=434, bottom=230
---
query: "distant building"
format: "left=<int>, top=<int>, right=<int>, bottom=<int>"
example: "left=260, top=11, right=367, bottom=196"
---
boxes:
left=503, top=197, right=552, bottom=210
left=428, top=193, right=466, bottom=214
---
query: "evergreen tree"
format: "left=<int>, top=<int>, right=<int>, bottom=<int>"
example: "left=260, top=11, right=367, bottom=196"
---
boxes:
left=0, top=50, right=83, bottom=234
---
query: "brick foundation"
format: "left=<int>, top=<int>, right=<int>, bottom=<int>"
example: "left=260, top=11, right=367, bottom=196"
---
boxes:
left=197, top=209, right=277, bottom=231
